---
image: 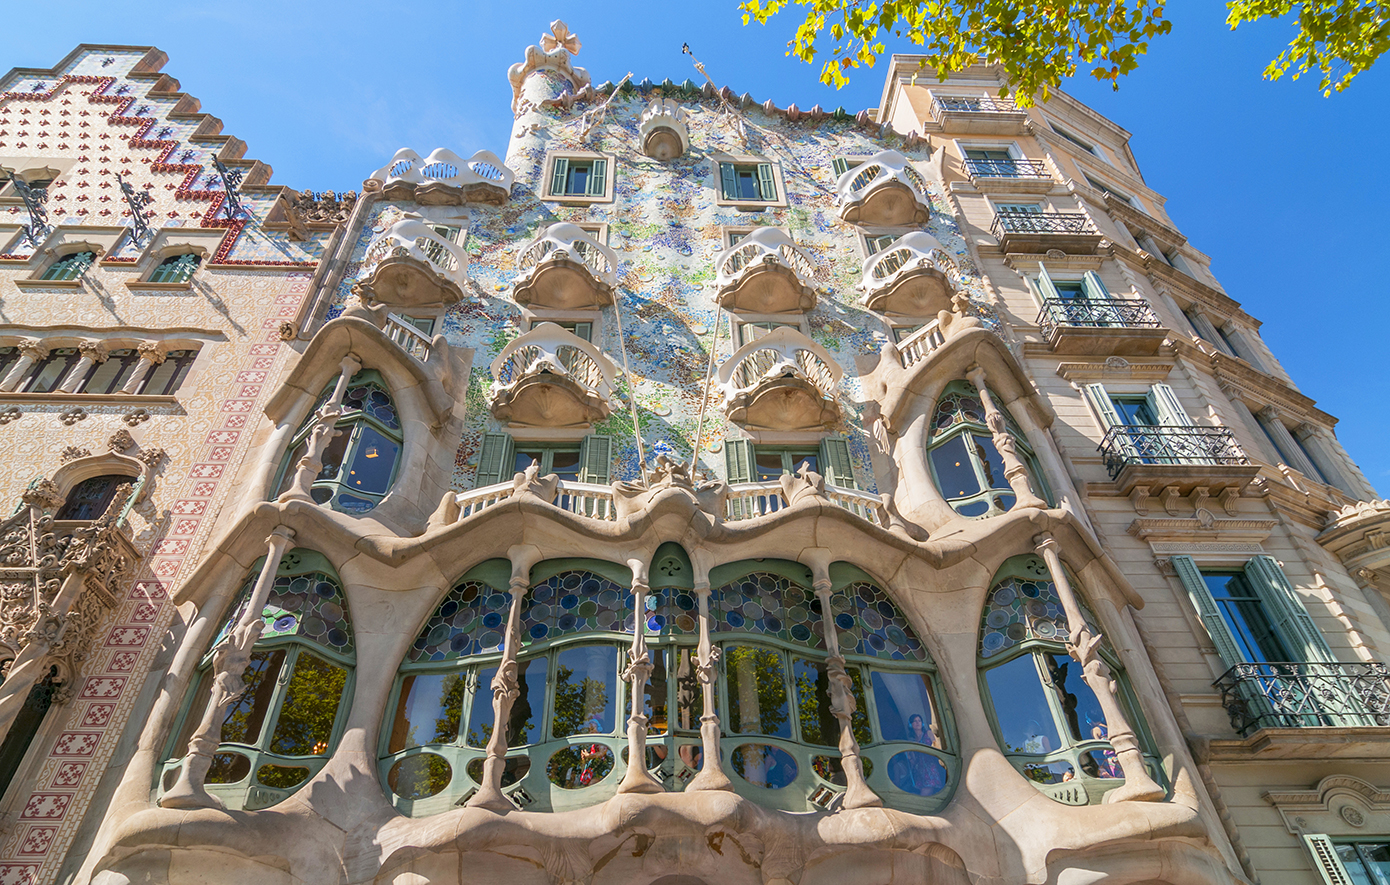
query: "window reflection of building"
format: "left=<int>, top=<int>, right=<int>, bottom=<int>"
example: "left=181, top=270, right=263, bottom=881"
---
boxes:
left=928, top=380, right=1046, bottom=517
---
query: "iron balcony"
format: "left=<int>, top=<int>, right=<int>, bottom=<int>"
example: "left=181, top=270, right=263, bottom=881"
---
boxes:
left=935, top=96, right=1020, bottom=113
left=1214, top=661, right=1390, bottom=735
left=1036, top=297, right=1162, bottom=339
left=1098, top=425, right=1249, bottom=479
left=964, top=158, right=1051, bottom=180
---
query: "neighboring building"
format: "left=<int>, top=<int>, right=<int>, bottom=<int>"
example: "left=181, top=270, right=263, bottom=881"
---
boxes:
left=0, top=26, right=1386, bottom=885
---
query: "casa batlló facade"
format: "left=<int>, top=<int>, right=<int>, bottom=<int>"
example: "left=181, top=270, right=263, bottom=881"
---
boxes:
left=0, top=25, right=1387, bottom=885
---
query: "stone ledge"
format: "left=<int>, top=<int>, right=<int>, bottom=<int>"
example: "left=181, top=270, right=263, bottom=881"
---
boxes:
left=1205, top=726, right=1390, bottom=762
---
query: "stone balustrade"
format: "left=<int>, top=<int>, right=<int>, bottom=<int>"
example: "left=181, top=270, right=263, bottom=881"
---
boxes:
left=368, top=148, right=514, bottom=204
left=383, top=313, right=433, bottom=363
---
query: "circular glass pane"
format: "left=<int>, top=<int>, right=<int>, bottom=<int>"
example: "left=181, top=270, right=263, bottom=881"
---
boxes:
left=885, top=750, right=947, bottom=796
left=547, top=744, right=614, bottom=789
left=1080, top=749, right=1123, bottom=779
left=810, top=754, right=874, bottom=786
left=731, top=743, right=798, bottom=789
left=388, top=753, right=452, bottom=800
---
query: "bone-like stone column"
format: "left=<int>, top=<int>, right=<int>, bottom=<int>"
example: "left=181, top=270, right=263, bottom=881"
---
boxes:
left=0, top=340, right=47, bottom=392
left=160, top=525, right=295, bottom=809
left=966, top=364, right=1048, bottom=509
left=805, top=551, right=881, bottom=809
left=278, top=355, right=361, bottom=504
left=685, top=564, right=731, bottom=792
left=618, top=558, right=662, bottom=793
left=118, top=343, right=165, bottom=394
left=468, top=545, right=541, bottom=811
left=1034, top=533, right=1164, bottom=802
left=58, top=342, right=107, bottom=393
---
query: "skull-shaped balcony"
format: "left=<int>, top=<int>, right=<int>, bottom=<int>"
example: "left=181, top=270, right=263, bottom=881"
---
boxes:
left=837, top=150, right=932, bottom=226
left=512, top=222, right=619, bottom=310
left=861, top=232, right=958, bottom=316
left=368, top=148, right=514, bottom=206
left=716, top=326, right=842, bottom=431
left=714, top=228, right=817, bottom=314
left=490, top=322, right=618, bottom=428
left=357, top=219, right=470, bottom=308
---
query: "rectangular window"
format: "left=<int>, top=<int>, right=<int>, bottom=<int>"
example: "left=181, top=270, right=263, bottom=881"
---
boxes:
left=21, top=348, right=79, bottom=394
left=718, top=161, right=777, bottom=203
left=864, top=233, right=900, bottom=255
left=996, top=203, right=1041, bottom=214
left=1201, top=572, right=1295, bottom=664
left=1050, top=124, right=1097, bottom=154
left=547, top=156, right=609, bottom=199
left=891, top=324, right=924, bottom=344
left=1084, top=175, right=1133, bottom=205
left=40, top=251, right=95, bottom=281
left=1335, top=840, right=1390, bottom=884
left=832, top=156, right=871, bottom=178
left=82, top=348, right=141, bottom=394
left=473, top=433, right=612, bottom=488
left=140, top=350, right=197, bottom=396
left=532, top=320, right=592, bottom=342
left=737, top=321, right=798, bottom=347
left=725, top=437, right=857, bottom=489
left=754, top=447, right=820, bottom=481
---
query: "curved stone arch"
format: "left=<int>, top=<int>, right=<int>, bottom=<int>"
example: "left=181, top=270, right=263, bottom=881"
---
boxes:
left=48, top=449, right=151, bottom=512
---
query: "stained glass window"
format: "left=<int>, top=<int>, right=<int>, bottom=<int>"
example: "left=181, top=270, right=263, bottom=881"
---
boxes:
left=927, top=380, right=1045, bottom=518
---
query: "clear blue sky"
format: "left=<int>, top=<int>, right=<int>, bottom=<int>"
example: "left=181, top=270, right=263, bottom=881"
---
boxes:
left=4, top=1, right=1386, bottom=495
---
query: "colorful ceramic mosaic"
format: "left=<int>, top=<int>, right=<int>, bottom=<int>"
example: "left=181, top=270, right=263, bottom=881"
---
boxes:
left=832, top=582, right=929, bottom=661
left=980, top=559, right=1101, bottom=659
left=408, top=580, right=508, bottom=661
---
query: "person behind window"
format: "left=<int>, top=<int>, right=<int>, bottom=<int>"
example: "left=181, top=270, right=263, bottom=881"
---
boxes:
left=908, top=713, right=935, bottom=747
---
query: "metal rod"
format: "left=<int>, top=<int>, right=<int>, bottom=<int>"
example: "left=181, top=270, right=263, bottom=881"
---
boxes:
left=609, top=287, right=648, bottom=483
left=688, top=305, right=723, bottom=475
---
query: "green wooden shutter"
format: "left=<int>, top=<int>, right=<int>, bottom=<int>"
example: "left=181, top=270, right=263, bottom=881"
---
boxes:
left=1303, top=835, right=1354, bottom=885
left=1245, top=555, right=1335, bottom=664
left=719, top=163, right=738, bottom=200
left=1082, top=383, right=1122, bottom=429
left=1036, top=263, right=1061, bottom=301
left=832, top=158, right=850, bottom=177
left=819, top=437, right=857, bottom=489
left=1170, top=555, right=1245, bottom=668
left=756, top=163, right=776, bottom=201
left=474, top=433, right=514, bottom=487
left=587, top=158, right=607, bottom=197
left=578, top=435, right=612, bottom=485
left=550, top=157, right=569, bottom=196
left=1146, top=383, right=1191, bottom=427
left=1080, top=271, right=1110, bottom=300
left=725, top=438, right=755, bottom=519
left=1080, top=270, right=1122, bottom=326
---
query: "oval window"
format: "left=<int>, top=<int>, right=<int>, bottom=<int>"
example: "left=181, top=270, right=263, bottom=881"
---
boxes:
left=884, top=750, right=947, bottom=796
left=206, top=752, right=251, bottom=784
left=388, top=754, right=452, bottom=800
left=731, top=743, right=799, bottom=789
left=465, top=755, right=531, bottom=787
left=1021, top=759, right=1074, bottom=785
left=546, top=744, right=614, bottom=789
left=810, top=754, right=873, bottom=785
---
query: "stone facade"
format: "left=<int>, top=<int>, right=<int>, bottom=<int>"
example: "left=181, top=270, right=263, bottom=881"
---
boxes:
left=0, top=28, right=1385, bottom=885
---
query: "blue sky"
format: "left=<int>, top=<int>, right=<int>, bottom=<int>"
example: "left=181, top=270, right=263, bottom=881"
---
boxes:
left=4, top=1, right=1386, bottom=494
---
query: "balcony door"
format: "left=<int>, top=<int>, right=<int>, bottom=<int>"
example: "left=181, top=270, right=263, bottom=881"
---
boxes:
left=1083, top=383, right=1193, bottom=465
left=1036, top=267, right=1120, bottom=328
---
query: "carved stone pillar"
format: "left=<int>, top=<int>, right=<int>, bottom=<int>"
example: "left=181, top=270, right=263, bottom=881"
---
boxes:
left=1294, top=423, right=1356, bottom=496
left=965, top=364, right=1048, bottom=509
left=119, top=343, right=165, bottom=394
left=58, top=342, right=108, bottom=394
left=685, top=577, right=731, bottom=792
left=1257, top=406, right=1321, bottom=480
left=1033, top=534, right=1164, bottom=802
left=277, top=356, right=361, bottom=504
left=161, top=525, right=295, bottom=809
left=1185, top=307, right=1229, bottom=353
left=811, top=573, right=881, bottom=809
left=0, top=341, right=47, bottom=392
left=327, top=354, right=362, bottom=406
left=1217, top=385, right=1279, bottom=465
left=618, top=560, right=662, bottom=794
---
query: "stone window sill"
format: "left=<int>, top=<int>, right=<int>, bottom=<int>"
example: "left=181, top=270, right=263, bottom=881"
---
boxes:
left=0, top=392, right=178, bottom=405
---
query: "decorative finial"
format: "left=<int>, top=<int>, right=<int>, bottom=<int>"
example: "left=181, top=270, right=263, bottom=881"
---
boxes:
left=541, top=20, right=581, bottom=55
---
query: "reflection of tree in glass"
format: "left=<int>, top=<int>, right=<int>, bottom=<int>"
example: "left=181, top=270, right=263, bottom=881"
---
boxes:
left=434, top=674, right=465, bottom=744
left=552, top=664, right=611, bottom=738
left=726, top=646, right=790, bottom=737
left=674, top=648, right=703, bottom=730
left=268, top=652, right=347, bottom=756
left=220, top=651, right=284, bottom=745
left=390, top=754, right=451, bottom=799
left=794, top=659, right=872, bottom=747
left=257, top=763, right=310, bottom=789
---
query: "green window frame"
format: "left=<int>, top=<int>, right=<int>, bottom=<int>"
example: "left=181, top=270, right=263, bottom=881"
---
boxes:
left=719, top=161, right=777, bottom=202
left=864, top=233, right=900, bottom=256
left=159, top=549, right=355, bottom=811
left=473, top=433, right=612, bottom=489
left=549, top=156, right=609, bottom=198
left=533, top=320, right=592, bottom=342
left=148, top=252, right=202, bottom=283
left=725, top=437, right=857, bottom=490
left=978, top=554, right=1162, bottom=805
left=1302, top=836, right=1390, bottom=885
left=927, top=380, right=1046, bottom=518
left=273, top=370, right=404, bottom=514
left=40, top=250, right=95, bottom=281
left=381, top=556, right=954, bottom=816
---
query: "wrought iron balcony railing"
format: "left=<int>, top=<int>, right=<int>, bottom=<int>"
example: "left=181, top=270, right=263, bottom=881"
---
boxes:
left=1098, top=425, right=1250, bottom=479
left=934, top=96, right=1020, bottom=114
left=1214, top=662, right=1390, bottom=735
left=964, top=158, right=1051, bottom=180
left=1036, top=297, right=1161, bottom=338
left=991, top=212, right=1094, bottom=238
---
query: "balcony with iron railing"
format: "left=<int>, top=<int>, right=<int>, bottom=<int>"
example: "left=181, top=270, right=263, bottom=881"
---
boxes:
left=963, top=158, right=1054, bottom=193
left=1098, top=424, right=1260, bottom=494
left=930, top=96, right=1029, bottom=133
left=714, top=227, right=817, bottom=314
left=860, top=232, right=957, bottom=316
left=716, top=326, right=842, bottom=431
left=512, top=222, right=619, bottom=310
left=1214, top=662, right=1390, bottom=737
left=358, top=219, right=470, bottom=307
left=1036, top=297, right=1167, bottom=355
left=489, top=322, right=618, bottom=427
left=836, top=150, right=932, bottom=226
left=990, top=211, right=1102, bottom=255
left=367, top=147, right=514, bottom=205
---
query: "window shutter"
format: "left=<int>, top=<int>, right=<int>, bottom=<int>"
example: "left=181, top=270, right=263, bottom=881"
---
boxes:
left=474, top=433, right=514, bottom=488
left=719, top=163, right=738, bottom=200
left=1170, top=555, right=1245, bottom=668
left=572, top=322, right=592, bottom=342
left=550, top=158, right=569, bottom=197
left=587, top=158, right=607, bottom=197
left=1035, top=263, right=1061, bottom=301
left=756, top=163, right=776, bottom=201
left=1303, top=835, right=1354, bottom=885
left=724, top=439, right=754, bottom=484
left=1081, top=271, right=1110, bottom=299
left=578, top=435, right=612, bottom=485
left=1244, top=555, right=1335, bottom=664
left=1082, top=383, right=1122, bottom=429
left=1146, top=383, right=1191, bottom=427
left=819, top=437, right=857, bottom=489
left=832, top=158, right=850, bottom=177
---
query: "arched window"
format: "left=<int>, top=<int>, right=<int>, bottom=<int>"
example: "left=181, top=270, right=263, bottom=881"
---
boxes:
left=927, top=380, right=1045, bottom=517
left=275, top=370, right=403, bottom=513
left=381, top=556, right=953, bottom=816
left=978, top=555, right=1160, bottom=805
left=160, top=550, right=354, bottom=811
left=0, top=665, right=59, bottom=797
left=39, top=250, right=95, bottom=281
left=56, top=473, right=135, bottom=520
left=148, top=252, right=201, bottom=284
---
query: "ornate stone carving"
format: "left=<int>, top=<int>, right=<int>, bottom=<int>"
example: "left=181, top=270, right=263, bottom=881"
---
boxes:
left=778, top=461, right=826, bottom=506
left=135, top=447, right=166, bottom=468
left=135, top=342, right=167, bottom=365
left=278, top=322, right=297, bottom=341
left=107, top=429, right=135, bottom=452
left=122, top=409, right=150, bottom=427
left=611, top=455, right=728, bottom=523
left=0, top=407, right=20, bottom=426
left=59, top=446, right=91, bottom=463
left=59, top=408, right=88, bottom=426
left=282, top=190, right=358, bottom=239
